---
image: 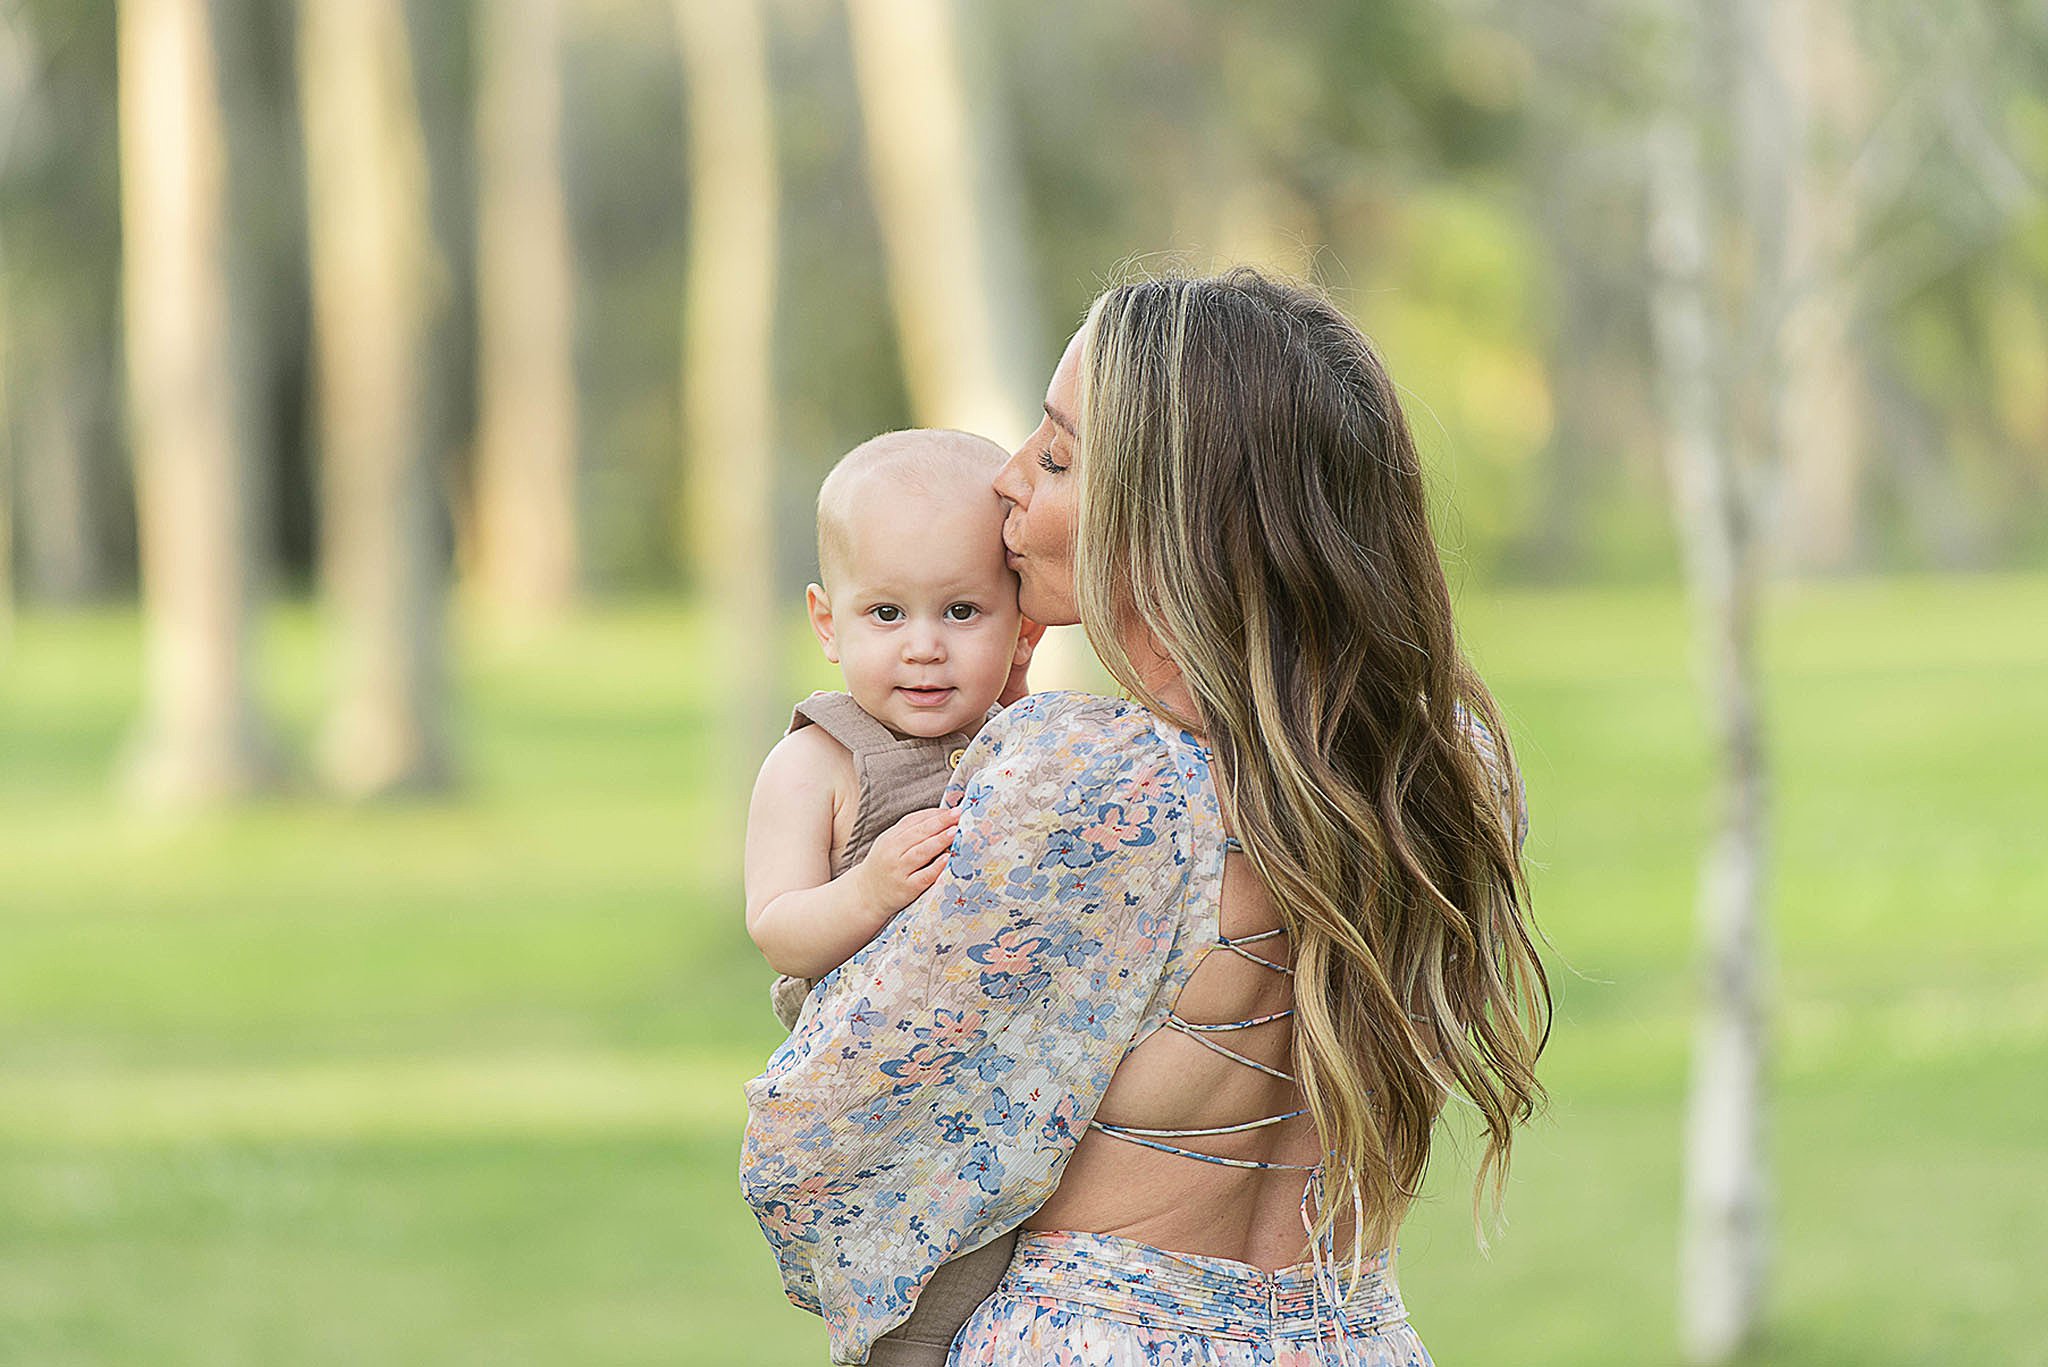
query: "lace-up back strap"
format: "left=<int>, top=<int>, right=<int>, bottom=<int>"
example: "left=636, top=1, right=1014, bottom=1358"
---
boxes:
left=1086, top=823, right=1315, bottom=1168
left=1215, top=926, right=1296, bottom=975
left=1088, top=1109, right=1320, bottom=1171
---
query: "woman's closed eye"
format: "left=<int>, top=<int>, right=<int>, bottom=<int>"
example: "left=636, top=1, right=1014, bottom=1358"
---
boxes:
left=1035, top=445, right=1068, bottom=475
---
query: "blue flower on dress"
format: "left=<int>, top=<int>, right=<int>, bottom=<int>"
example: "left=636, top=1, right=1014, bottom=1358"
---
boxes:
left=977, top=965, right=1050, bottom=1003
left=1043, top=922, right=1101, bottom=969
left=935, top=1110, right=979, bottom=1143
left=844, top=1273, right=903, bottom=1314
left=981, top=1085, right=1026, bottom=1136
left=961, top=1043, right=1017, bottom=1082
left=1059, top=996, right=1113, bottom=1041
left=959, top=1140, right=1006, bottom=1195
left=845, top=996, right=886, bottom=1039
left=1039, top=828, right=1098, bottom=869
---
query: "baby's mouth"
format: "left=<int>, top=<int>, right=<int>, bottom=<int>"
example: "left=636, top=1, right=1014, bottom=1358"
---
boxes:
left=897, top=685, right=956, bottom=707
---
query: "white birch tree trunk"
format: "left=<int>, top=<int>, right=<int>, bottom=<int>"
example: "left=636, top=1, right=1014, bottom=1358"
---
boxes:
left=674, top=0, right=782, bottom=784
left=471, top=0, right=580, bottom=623
left=298, top=0, right=449, bottom=796
left=117, top=0, right=275, bottom=805
left=1648, top=1, right=1775, bottom=1358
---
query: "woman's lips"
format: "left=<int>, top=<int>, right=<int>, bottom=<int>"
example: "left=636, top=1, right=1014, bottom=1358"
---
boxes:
left=897, top=686, right=956, bottom=707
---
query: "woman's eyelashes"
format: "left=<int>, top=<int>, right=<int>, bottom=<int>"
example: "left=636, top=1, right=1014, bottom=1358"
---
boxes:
left=1035, top=445, right=1068, bottom=475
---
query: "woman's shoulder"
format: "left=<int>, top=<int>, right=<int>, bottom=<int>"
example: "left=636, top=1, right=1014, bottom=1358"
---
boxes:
left=969, top=690, right=1184, bottom=777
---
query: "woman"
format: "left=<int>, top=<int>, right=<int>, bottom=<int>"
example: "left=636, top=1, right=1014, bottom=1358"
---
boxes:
left=740, top=267, right=1549, bottom=1365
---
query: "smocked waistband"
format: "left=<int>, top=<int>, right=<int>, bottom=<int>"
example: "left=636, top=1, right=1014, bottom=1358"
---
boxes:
left=995, top=1229, right=1408, bottom=1342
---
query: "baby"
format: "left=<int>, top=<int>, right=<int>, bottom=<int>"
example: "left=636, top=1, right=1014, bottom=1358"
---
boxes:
left=743, top=429, right=1035, bottom=1365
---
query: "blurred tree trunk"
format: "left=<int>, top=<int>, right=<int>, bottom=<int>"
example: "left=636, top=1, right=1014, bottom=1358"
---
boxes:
left=844, top=0, right=1040, bottom=439
left=0, top=17, right=18, bottom=651
left=844, top=0, right=1098, bottom=689
left=297, top=0, right=450, bottom=796
left=471, top=0, right=579, bottom=623
left=674, top=0, right=782, bottom=785
left=1777, top=2, right=1869, bottom=574
left=0, top=268, right=11, bottom=653
left=1650, top=0, right=1781, bottom=1361
left=117, top=0, right=276, bottom=804
left=18, top=321, right=110, bottom=602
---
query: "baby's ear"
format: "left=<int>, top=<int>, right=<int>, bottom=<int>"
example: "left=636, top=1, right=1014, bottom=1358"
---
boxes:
left=1013, top=616, right=1047, bottom=665
left=805, top=583, right=840, bottom=663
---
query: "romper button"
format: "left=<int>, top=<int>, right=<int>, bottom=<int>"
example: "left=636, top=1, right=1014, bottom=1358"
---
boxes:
left=948, top=748, right=966, bottom=768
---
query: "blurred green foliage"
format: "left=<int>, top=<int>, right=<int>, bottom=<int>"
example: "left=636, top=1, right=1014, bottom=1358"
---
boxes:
left=5, top=0, right=2046, bottom=601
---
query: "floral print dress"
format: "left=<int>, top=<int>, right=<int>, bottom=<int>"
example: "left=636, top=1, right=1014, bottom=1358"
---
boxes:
left=738, top=689, right=1519, bottom=1365
left=739, top=690, right=1229, bottom=1364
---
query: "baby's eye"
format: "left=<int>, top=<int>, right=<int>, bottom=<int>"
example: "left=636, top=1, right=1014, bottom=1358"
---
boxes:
left=945, top=603, right=979, bottom=622
left=871, top=605, right=904, bottom=623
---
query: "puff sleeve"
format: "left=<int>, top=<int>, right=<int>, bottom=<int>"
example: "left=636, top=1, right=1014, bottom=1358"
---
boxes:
left=737, top=691, right=1217, bottom=1363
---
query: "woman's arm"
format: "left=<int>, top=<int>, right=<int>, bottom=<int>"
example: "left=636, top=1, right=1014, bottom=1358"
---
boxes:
left=738, top=691, right=1218, bottom=1364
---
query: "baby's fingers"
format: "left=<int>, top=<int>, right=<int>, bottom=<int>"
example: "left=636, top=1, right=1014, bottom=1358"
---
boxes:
left=901, top=822, right=960, bottom=869
left=887, top=807, right=960, bottom=842
left=909, top=850, right=949, bottom=894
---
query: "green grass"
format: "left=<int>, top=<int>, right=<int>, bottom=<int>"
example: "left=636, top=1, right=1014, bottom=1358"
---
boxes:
left=1, top=576, right=2043, bottom=1365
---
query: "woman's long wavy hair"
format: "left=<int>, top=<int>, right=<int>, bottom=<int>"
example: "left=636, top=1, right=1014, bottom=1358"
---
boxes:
left=1073, top=267, right=1550, bottom=1258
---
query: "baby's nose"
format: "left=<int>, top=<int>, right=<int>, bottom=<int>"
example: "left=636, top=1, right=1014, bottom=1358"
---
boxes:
left=904, top=626, right=945, bottom=660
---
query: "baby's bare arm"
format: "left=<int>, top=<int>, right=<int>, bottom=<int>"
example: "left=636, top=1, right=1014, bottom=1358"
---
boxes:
left=743, top=728, right=956, bottom=979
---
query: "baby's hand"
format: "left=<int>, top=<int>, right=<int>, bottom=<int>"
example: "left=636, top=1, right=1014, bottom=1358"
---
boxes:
left=854, top=807, right=962, bottom=924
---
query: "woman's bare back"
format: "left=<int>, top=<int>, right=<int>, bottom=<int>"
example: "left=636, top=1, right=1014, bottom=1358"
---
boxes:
left=1022, top=843, right=1359, bottom=1270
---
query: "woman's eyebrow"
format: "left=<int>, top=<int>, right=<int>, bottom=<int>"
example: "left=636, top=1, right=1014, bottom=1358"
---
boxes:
left=1043, top=401, right=1078, bottom=437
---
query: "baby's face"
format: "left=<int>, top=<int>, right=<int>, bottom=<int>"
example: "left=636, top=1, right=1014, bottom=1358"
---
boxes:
left=810, top=482, right=1023, bottom=739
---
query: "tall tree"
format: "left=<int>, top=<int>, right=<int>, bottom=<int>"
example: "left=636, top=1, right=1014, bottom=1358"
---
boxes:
left=1648, top=0, right=1785, bottom=1358
left=843, top=0, right=1041, bottom=440
left=297, top=0, right=449, bottom=796
left=1776, top=2, right=1869, bottom=572
left=843, top=0, right=1098, bottom=688
left=117, top=0, right=275, bottom=803
left=674, top=0, right=782, bottom=784
left=471, top=0, right=580, bottom=622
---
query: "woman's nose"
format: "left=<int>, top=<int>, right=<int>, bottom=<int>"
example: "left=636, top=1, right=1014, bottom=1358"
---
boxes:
left=992, top=448, right=1027, bottom=507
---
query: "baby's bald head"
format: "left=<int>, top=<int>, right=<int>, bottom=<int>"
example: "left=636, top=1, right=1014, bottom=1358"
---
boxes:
left=815, top=429, right=1009, bottom=590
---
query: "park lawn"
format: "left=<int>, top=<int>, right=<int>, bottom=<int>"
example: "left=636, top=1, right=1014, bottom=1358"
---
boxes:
left=0, top=575, right=2042, bottom=1365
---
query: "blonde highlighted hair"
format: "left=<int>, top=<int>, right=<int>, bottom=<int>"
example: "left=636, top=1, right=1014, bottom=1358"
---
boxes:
left=1073, top=267, right=1550, bottom=1257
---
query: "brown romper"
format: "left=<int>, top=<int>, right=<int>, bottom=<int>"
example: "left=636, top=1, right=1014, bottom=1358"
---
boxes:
left=764, top=690, right=1017, bottom=1367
